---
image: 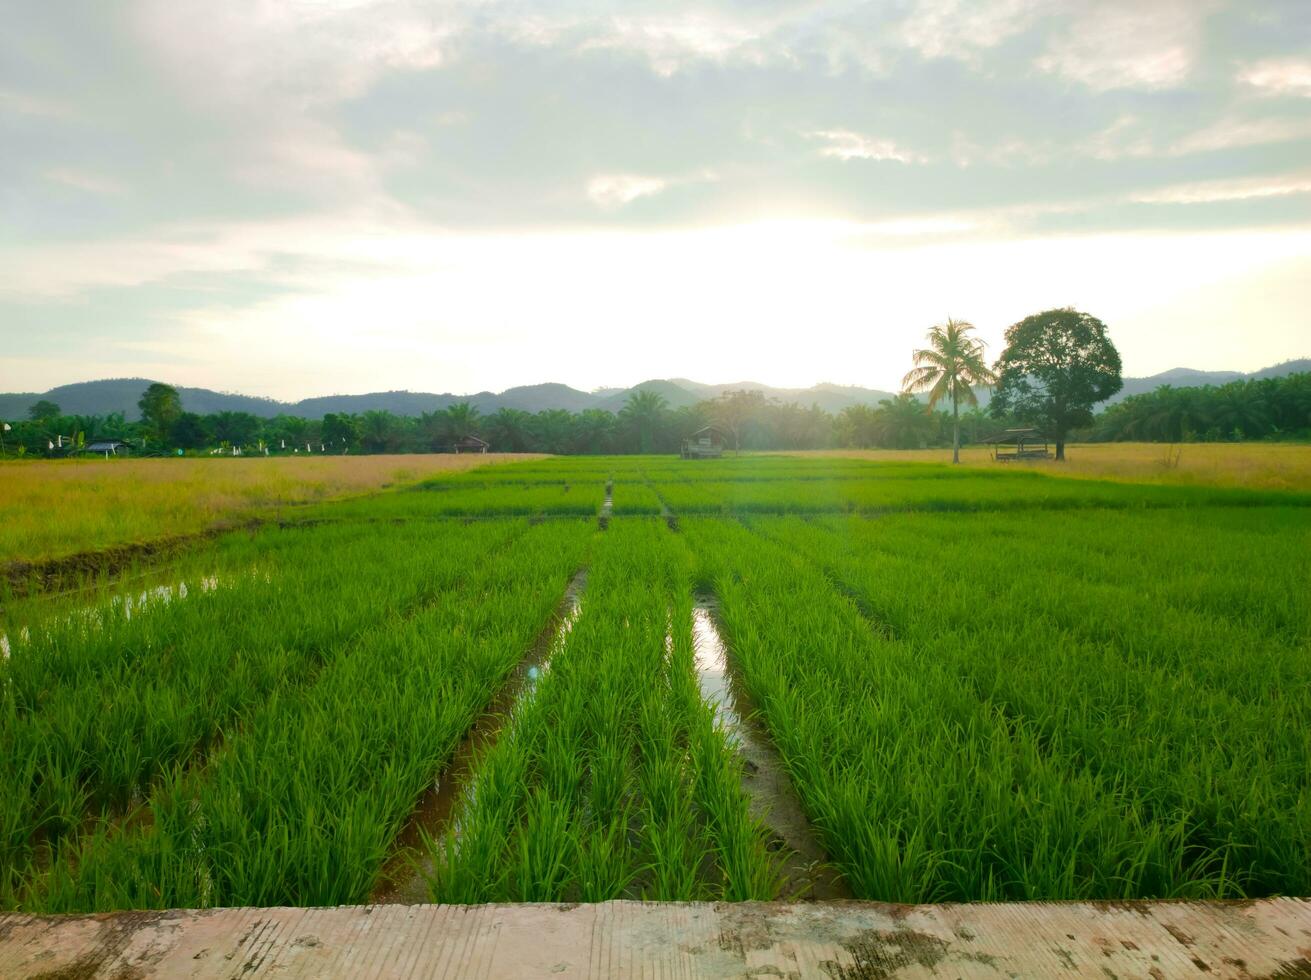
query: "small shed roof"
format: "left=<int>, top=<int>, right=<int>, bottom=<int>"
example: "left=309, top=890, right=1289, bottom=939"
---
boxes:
left=981, top=428, right=1042, bottom=444
left=689, top=425, right=727, bottom=439
left=453, top=435, right=489, bottom=447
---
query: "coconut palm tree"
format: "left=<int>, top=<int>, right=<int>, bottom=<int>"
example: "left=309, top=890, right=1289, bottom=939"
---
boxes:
left=902, top=318, right=997, bottom=463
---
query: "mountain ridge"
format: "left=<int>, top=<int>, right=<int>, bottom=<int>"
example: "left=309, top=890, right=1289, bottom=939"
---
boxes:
left=1, top=359, right=1307, bottom=421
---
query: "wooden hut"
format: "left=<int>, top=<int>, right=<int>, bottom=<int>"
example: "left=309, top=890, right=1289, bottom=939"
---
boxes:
left=452, top=435, right=490, bottom=454
left=983, top=428, right=1051, bottom=461
left=681, top=425, right=725, bottom=459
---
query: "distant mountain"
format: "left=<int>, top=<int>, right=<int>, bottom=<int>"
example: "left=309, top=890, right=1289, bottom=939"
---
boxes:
left=596, top=380, right=705, bottom=413
left=493, top=383, right=601, bottom=414
left=1251, top=358, right=1311, bottom=380
left=1, top=360, right=1306, bottom=420
left=1106, top=359, right=1311, bottom=403
left=0, top=378, right=283, bottom=421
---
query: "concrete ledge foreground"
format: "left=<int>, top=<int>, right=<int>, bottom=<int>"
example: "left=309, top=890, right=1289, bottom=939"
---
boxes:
left=1, top=899, right=1309, bottom=979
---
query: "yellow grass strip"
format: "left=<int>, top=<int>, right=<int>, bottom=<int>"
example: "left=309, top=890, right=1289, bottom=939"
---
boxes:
left=766, top=443, right=1311, bottom=492
left=0, top=453, right=544, bottom=565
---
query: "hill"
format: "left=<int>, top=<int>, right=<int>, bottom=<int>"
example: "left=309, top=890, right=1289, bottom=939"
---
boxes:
left=1, top=360, right=1306, bottom=420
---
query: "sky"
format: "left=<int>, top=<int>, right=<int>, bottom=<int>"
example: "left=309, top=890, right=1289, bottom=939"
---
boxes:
left=2, top=0, right=1309, bottom=400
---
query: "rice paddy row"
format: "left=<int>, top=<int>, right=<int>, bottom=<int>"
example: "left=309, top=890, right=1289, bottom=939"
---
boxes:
left=1, top=455, right=1307, bottom=911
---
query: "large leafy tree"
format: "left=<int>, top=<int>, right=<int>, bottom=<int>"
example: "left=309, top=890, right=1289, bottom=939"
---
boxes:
left=138, top=383, right=183, bottom=445
left=713, top=389, right=770, bottom=454
left=991, top=308, right=1122, bottom=460
left=28, top=400, right=61, bottom=423
left=321, top=412, right=360, bottom=450
left=902, top=318, right=996, bottom=463
left=619, top=389, right=668, bottom=454
left=169, top=412, right=211, bottom=449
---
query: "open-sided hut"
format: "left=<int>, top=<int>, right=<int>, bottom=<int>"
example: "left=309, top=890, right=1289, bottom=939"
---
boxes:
left=452, top=435, right=490, bottom=454
left=83, top=440, right=131, bottom=457
left=983, top=428, right=1051, bottom=461
left=681, top=425, right=725, bottom=459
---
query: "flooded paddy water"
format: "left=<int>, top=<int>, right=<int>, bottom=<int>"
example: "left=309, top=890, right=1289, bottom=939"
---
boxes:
left=0, top=572, right=226, bottom=659
left=692, top=596, right=851, bottom=900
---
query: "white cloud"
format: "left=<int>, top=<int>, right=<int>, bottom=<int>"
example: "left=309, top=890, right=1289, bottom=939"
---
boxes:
left=1170, top=116, right=1311, bottom=155
left=586, top=175, right=669, bottom=209
left=1131, top=172, right=1311, bottom=205
left=1085, top=114, right=1311, bottom=160
left=1036, top=1, right=1204, bottom=91
left=132, top=0, right=457, bottom=110
left=125, top=1, right=465, bottom=205
left=811, top=130, right=928, bottom=164
left=1239, top=58, right=1311, bottom=98
left=896, top=0, right=1041, bottom=60
left=578, top=13, right=777, bottom=77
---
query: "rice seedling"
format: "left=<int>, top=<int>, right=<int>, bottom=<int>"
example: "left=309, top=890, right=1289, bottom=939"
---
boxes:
left=0, top=518, right=532, bottom=907
left=3, top=452, right=1306, bottom=911
left=11, top=519, right=594, bottom=911
left=749, top=509, right=1311, bottom=896
left=424, top=519, right=780, bottom=903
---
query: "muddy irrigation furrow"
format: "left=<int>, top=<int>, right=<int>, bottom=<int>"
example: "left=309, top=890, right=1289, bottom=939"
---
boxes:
left=372, top=567, right=589, bottom=904
left=690, top=593, right=851, bottom=900
left=599, top=480, right=613, bottom=529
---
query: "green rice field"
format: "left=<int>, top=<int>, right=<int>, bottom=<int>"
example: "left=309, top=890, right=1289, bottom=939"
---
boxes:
left=2, top=455, right=1308, bottom=912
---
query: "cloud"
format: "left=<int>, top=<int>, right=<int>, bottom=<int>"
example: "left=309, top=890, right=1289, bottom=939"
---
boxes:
left=810, top=130, right=928, bottom=164
left=132, top=0, right=457, bottom=110
left=1239, top=57, right=1311, bottom=98
left=586, top=175, right=669, bottom=209
left=1170, top=116, right=1311, bottom=154
left=1036, top=1, right=1204, bottom=91
left=895, top=0, right=1041, bottom=60
left=1131, top=172, right=1311, bottom=205
left=577, top=12, right=777, bottom=76
left=1085, top=113, right=1311, bottom=160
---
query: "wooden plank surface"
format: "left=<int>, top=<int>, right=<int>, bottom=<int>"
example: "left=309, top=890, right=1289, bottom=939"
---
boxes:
left=1, top=899, right=1308, bottom=978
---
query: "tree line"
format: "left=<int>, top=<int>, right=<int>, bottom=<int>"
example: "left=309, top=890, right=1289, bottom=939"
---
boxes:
left=5, top=385, right=1006, bottom=457
left=1092, top=373, right=1311, bottom=443
left=3, top=309, right=1306, bottom=458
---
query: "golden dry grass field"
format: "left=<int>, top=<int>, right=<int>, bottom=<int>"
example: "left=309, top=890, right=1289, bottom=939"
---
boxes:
left=778, top=442, right=1311, bottom=491
left=0, top=453, right=542, bottom=566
